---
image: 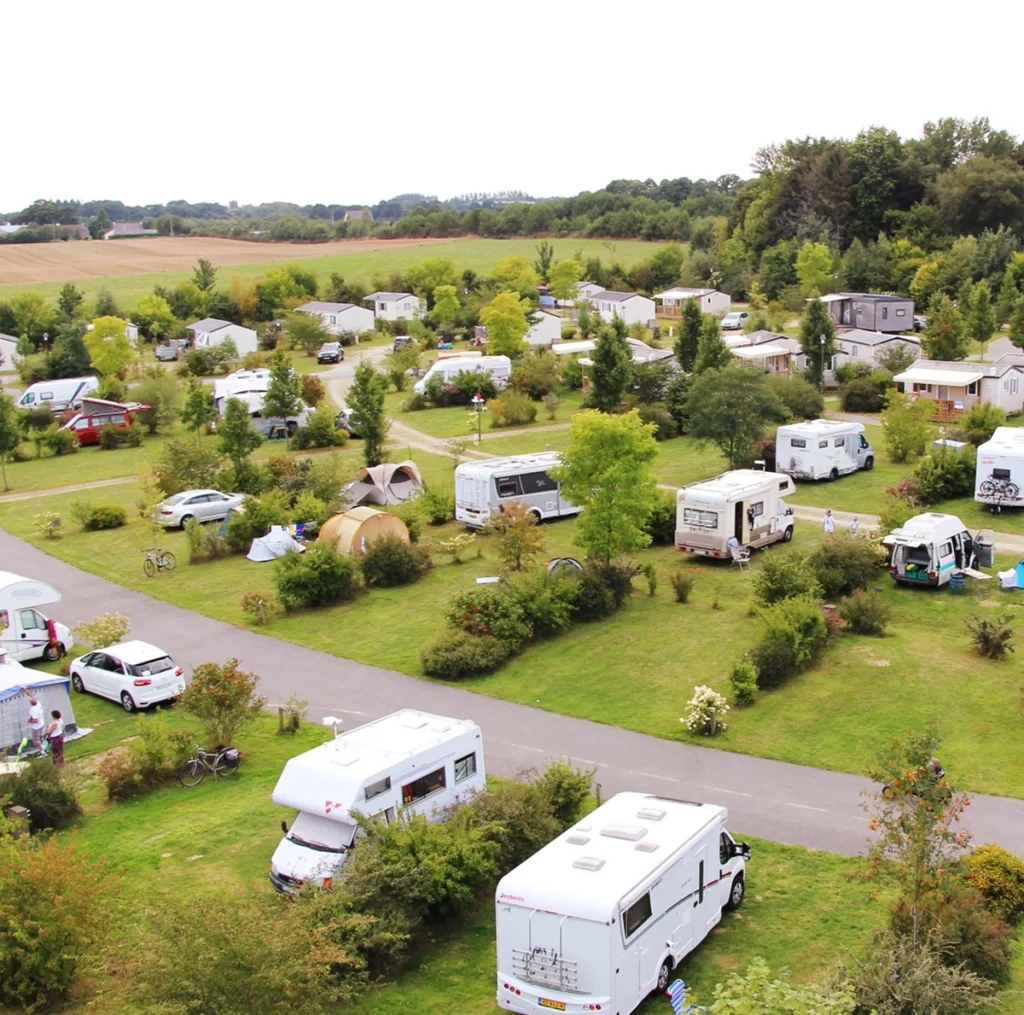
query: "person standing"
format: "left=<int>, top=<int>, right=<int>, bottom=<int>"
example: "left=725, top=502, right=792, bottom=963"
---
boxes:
left=27, top=694, right=45, bottom=755
left=850, top=515, right=860, bottom=536
left=823, top=509, right=836, bottom=535
left=46, top=710, right=65, bottom=767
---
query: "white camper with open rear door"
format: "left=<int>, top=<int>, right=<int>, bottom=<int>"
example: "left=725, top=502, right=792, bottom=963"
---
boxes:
left=975, top=426, right=1024, bottom=512
left=775, top=419, right=875, bottom=480
left=269, top=709, right=485, bottom=893
left=495, top=792, right=750, bottom=1015
left=884, top=512, right=975, bottom=587
left=0, top=572, right=74, bottom=664
left=675, top=469, right=795, bottom=557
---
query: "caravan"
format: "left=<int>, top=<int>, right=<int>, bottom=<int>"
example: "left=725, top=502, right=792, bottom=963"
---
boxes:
left=413, top=355, right=511, bottom=395
left=885, top=513, right=976, bottom=587
left=269, top=709, right=485, bottom=893
left=675, top=470, right=795, bottom=557
left=455, top=452, right=580, bottom=528
left=775, top=419, right=875, bottom=480
left=495, top=792, right=750, bottom=1015
left=975, top=427, right=1024, bottom=512
left=0, top=572, right=74, bottom=664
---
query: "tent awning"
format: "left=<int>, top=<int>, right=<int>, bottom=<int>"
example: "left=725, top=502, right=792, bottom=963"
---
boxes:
left=733, top=343, right=792, bottom=360
left=895, top=368, right=983, bottom=387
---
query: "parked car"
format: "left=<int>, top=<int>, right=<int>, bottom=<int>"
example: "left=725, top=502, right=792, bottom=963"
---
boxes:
left=334, top=404, right=359, bottom=436
left=913, top=314, right=927, bottom=332
left=156, top=489, right=244, bottom=528
left=61, top=403, right=147, bottom=446
left=70, top=640, right=186, bottom=712
left=154, top=342, right=184, bottom=361
left=317, top=342, right=343, bottom=364
left=393, top=336, right=414, bottom=352
left=721, top=311, right=749, bottom=330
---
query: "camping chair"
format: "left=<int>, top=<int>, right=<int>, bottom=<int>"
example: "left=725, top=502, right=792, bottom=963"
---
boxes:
left=294, top=522, right=306, bottom=543
left=729, top=544, right=752, bottom=571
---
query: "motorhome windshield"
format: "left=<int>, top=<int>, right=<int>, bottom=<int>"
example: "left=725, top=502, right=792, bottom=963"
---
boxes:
left=287, top=813, right=353, bottom=853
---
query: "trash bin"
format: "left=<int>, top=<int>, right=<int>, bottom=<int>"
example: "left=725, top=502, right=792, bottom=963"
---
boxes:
left=976, top=540, right=994, bottom=568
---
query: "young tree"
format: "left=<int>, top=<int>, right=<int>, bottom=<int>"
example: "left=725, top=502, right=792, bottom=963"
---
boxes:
left=384, top=345, right=421, bottom=392
left=262, top=351, right=302, bottom=422
left=218, top=397, right=263, bottom=470
left=547, top=258, right=583, bottom=305
left=492, top=255, right=541, bottom=297
left=485, top=500, right=547, bottom=571
left=795, top=241, right=836, bottom=294
left=693, top=314, right=733, bottom=373
left=674, top=297, right=702, bottom=372
left=134, top=293, right=176, bottom=339
left=348, top=359, right=389, bottom=467
left=799, top=298, right=838, bottom=386
left=877, top=341, right=919, bottom=376
left=94, top=288, right=120, bottom=318
left=132, top=371, right=183, bottom=434
left=480, top=291, right=529, bottom=357
left=180, top=380, right=216, bottom=434
left=192, top=257, right=218, bottom=292
left=684, top=365, right=786, bottom=468
left=576, top=300, right=595, bottom=338
left=285, top=311, right=331, bottom=357
left=1009, top=294, right=1024, bottom=351
left=56, top=283, right=84, bottom=321
left=73, top=612, right=131, bottom=649
left=431, top=284, right=460, bottom=335
left=966, top=279, right=997, bottom=360
left=84, top=316, right=134, bottom=377
left=549, top=409, right=659, bottom=564
left=996, top=259, right=1024, bottom=326
left=8, top=291, right=52, bottom=342
left=881, top=389, right=934, bottom=463
left=179, top=658, right=266, bottom=748
left=0, top=393, right=22, bottom=492
left=533, top=240, right=555, bottom=283
left=922, top=293, right=969, bottom=361
left=588, top=325, right=632, bottom=412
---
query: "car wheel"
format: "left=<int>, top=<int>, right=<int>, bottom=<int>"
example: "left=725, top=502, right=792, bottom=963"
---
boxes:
left=529, top=509, right=543, bottom=524
left=71, top=673, right=85, bottom=693
left=654, top=959, right=673, bottom=994
left=726, top=873, right=745, bottom=910
left=42, top=642, right=63, bottom=662
left=179, top=514, right=194, bottom=529
left=120, top=691, right=137, bottom=713
left=864, top=457, right=874, bottom=471
left=829, top=468, right=839, bottom=482
left=782, top=526, right=793, bottom=543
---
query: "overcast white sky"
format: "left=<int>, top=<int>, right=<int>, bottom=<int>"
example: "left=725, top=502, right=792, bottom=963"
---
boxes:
left=5, top=0, right=1023, bottom=211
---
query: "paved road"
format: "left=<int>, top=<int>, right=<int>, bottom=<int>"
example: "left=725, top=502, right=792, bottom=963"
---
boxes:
left=4, top=528, right=1024, bottom=857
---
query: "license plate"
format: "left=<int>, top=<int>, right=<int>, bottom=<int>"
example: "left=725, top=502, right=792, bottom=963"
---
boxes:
left=538, top=1001, right=566, bottom=1011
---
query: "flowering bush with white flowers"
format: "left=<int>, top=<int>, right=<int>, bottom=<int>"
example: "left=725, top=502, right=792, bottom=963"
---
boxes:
left=682, top=685, right=729, bottom=736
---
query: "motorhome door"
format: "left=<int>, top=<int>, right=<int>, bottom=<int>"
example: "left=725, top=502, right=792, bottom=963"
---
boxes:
left=734, top=502, right=745, bottom=542
left=692, top=844, right=715, bottom=935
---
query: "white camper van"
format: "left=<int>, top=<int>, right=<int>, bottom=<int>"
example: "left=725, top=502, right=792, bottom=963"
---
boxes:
left=675, top=469, right=795, bottom=557
left=269, top=709, right=485, bottom=893
left=213, top=368, right=271, bottom=402
left=776, top=419, right=875, bottom=480
left=975, top=426, right=1024, bottom=512
left=0, top=572, right=74, bottom=663
left=413, top=355, right=511, bottom=395
left=17, top=376, right=99, bottom=413
left=455, top=452, right=580, bottom=528
left=884, top=512, right=976, bottom=587
left=495, top=792, right=750, bottom=1015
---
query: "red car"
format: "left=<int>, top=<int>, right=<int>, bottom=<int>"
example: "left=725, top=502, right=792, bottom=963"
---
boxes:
left=61, top=401, right=148, bottom=446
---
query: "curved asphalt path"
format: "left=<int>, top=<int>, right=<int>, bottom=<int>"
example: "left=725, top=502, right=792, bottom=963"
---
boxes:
left=4, top=528, right=1024, bottom=857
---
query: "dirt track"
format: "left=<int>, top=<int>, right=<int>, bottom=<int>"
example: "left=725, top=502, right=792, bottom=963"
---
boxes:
left=0, top=236, right=460, bottom=286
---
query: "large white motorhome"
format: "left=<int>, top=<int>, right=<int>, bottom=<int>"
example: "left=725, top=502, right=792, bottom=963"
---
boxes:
left=675, top=469, right=795, bottom=557
left=455, top=452, right=580, bottom=528
left=884, top=512, right=976, bottom=587
left=975, top=426, right=1024, bottom=512
left=413, top=355, right=511, bottom=395
left=0, top=572, right=74, bottom=663
left=776, top=419, right=875, bottom=480
left=495, top=792, right=750, bottom=1015
left=17, top=376, right=99, bottom=413
left=269, top=709, right=485, bottom=893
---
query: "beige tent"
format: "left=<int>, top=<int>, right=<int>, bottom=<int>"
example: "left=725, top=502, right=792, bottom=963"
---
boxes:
left=342, top=460, right=423, bottom=507
left=318, top=506, right=410, bottom=555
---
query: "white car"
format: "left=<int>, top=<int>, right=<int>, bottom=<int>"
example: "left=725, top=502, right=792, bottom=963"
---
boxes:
left=70, top=640, right=186, bottom=712
left=721, top=311, right=749, bottom=330
left=157, top=489, right=243, bottom=528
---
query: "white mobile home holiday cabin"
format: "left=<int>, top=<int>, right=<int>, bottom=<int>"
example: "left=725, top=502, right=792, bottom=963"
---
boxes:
left=590, top=290, right=656, bottom=326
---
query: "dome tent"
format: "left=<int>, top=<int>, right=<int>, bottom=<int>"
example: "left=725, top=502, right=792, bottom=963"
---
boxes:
left=342, top=460, right=423, bottom=508
left=317, top=507, right=410, bottom=555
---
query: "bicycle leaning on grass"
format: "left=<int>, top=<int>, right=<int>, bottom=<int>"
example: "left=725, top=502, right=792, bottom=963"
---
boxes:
left=142, top=547, right=177, bottom=578
left=178, top=743, right=241, bottom=787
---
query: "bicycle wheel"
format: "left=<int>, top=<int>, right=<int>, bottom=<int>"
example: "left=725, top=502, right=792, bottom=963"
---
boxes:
left=1006, top=483, right=1020, bottom=499
left=980, top=480, right=996, bottom=497
left=161, top=551, right=177, bottom=572
left=143, top=556, right=157, bottom=578
left=178, top=759, right=205, bottom=788
left=213, top=755, right=239, bottom=779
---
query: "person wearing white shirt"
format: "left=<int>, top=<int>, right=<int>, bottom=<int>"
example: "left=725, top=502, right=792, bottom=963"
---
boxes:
left=850, top=516, right=860, bottom=536
left=27, top=695, right=44, bottom=754
left=823, top=509, right=836, bottom=535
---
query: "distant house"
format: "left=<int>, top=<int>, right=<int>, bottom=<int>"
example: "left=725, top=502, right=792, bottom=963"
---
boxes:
left=0, top=222, right=25, bottom=236
left=0, top=333, right=22, bottom=369
left=818, top=293, right=914, bottom=333
left=524, top=310, right=564, bottom=347
left=894, top=359, right=1024, bottom=419
left=185, top=318, right=258, bottom=356
left=296, top=301, right=374, bottom=335
left=831, top=329, right=921, bottom=380
left=343, top=208, right=373, bottom=223
left=103, top=221, right=159, bottom=239
left=732, top=342, right=793, bottom=374
left=363, top=292, right=425, bottom=322
left=653, top=286, right=731, bottom=317
left=85, top=319, right=139, bottom=343
left=591, top=290, right=656, bottom=327
left=557, top=280, right=605, bottom=308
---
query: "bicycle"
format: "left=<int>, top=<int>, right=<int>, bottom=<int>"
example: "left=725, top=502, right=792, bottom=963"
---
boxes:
left=142, top=547, right=177, bottom=578
left=179, top=744, right=241, bottom=787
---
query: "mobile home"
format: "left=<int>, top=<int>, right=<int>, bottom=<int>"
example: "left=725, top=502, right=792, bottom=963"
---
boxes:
left=455, top=452, right=580, bottom=528
left=16, top=376, right=98, bottom=413
left=413, top=355, right=511, bottom=395
left=775, top=419, right=875, bottom=481
left=269, top=709, right=485, bottom=893
left=675, top=469, right=795, bottom=557
left=884, top=513, right=975, bottom=587
left=975, top=426, right=1024, bottom=512
left=495, top=792, right=750, bottom=1015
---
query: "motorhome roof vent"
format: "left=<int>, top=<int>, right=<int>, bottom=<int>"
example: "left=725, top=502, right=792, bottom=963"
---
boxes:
left=635, top=841, right=660, bottom=853
left=566, top=834, right=590, bottom=846
left=330, top=754, right=360, bottom=766
left=600, top=824, right=647, bottom=842
left=401, top=718, right=428, bottom=729
left=636, top=807, right=666, bottom=821
left=575, top=822, right=592, bottom=832
left=428, top=722, right=451, bottom=733
left=572, top=857, right=605, bottom=872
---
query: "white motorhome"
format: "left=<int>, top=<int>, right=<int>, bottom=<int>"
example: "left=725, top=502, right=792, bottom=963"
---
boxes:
left=455, top=452, right=580, bottom=528
left=495, top=792, right=750, bottom=1015
left=0, top=572, right=74, bottom=663
left=676, top=469, right=795, bottom=557
left=213, top=368, right=270, bottom=402
left=975, top=426, right=1024, bottom=512
left=413, top=355, right=511, bottom=395
left=776, top=419, right=875, bottom=481
left=884, top=512, right=976, bottom=587
left=269, top=709, right=485, bottom=893
left=17, top=376, right=99, bottom=413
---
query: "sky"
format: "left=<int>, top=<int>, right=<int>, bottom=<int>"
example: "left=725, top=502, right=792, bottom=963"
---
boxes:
left=5, top=0, right=1024, bottom=212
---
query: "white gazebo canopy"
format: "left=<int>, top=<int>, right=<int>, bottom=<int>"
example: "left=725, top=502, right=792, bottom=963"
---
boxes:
left=894, top=367, right=983, bottom=387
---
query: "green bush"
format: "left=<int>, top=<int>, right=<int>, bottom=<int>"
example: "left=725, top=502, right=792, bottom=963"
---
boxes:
left=751, top=554, right=821, bottom=606
left=447, top=587, right=531, bottom=647
left=389, top=500, right=423, bottom=543
left=840, top=376, right=886, bottom=413
left=837, top=589, right=891, bottom=635
left=503, top=569, right=579, bottom=638
left=184, top=516, right=230, bottom=564
left=806, top=533, right=884, bottom=599
left=39, top=423, right=78, bottom=457
left=488, top=390, right=538, bottom=428
left=730, top=660, right=758, bottom=706
left=274, top=545, right=358, bottom=609
left=752, top=595, right=828, bottom=689
left=964, top=614, right=1015, bottom=660
left=956, top=403, right=1006, bottom=446
left=421, top=629, right=512, bottom=679
left=99, top=426, right=122, bottom=450
left=534, top=760, right=594, bottom=828
left=670, top=571, right=694, bottom=603
left=98, top=713, right=194, bottom=800
left=765, top=374, right=824, bottom=420
left=570, top=561, right=636, bottom=620
left=83, top=503, right=126, bottom=530
left=225, top=494, right=290, bottom=553
left=360, top=534, right=430, bottom=587
left=290, top=406, right=346, bottom=450
left=749, top=630, right=798, bottom=689
left=418, top=487, right=454, bottom=525
left=511, top=350, right=559, bottom=399
left=914, top=445, right=976, bottom=503
left=963, top=844, right=1024, bottom=924
left=635, top=403, right=679, bottom=440
left=644, top=489, right=677, bottom=545
left=0, top=762, right=81, bottom=832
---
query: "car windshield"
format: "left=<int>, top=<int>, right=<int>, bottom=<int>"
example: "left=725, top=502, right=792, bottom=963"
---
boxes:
left=126, top=655, right=175, bottom=676
left=288, top=813, right=353, bottom=853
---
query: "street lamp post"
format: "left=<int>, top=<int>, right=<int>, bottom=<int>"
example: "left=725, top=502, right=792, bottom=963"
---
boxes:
left=471, top=393, right=486, bottom=445
left=819, top=333, right=826, bottom=394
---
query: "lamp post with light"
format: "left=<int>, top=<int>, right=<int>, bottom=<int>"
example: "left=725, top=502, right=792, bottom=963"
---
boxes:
left=819, top=333, right=826, bottom=394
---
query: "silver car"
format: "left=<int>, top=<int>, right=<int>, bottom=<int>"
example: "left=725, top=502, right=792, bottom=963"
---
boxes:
left=721, top=311, right=749, bottom=330
left=157, top=489, right=244, bottom=528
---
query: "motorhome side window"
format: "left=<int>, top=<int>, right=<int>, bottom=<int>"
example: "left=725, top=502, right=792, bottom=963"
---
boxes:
left=402, top=766, right=446, bottom=805
left=778, top=481, right=788, bottom=491
left=790, top=437, right=807, bottom=448
left=818, top=440, right=828, bottom=449
left=940, top=542, right=952, bottom=557
left=364, top=776, right=391, bottom=801
left=454, top=752, right=477, bottom=783
left=623, top=893, right=652, bottom=938
left=496, top=477, right=521, bottom=499
left=749, top=501, right=763, bottom=517
left=994, top=468, right=1012, bottom=480
left=720, top=831, right=733, bottom=864
left=520, top=471, right=557, bottom=494
left=833, top=437, right=845, bottom=447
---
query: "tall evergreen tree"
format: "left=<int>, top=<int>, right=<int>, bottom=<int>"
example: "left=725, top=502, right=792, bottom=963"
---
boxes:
left=348, top=360, right=389, bottom=466
left=262, top=351, right=302, bottom=422
left=966, top=280, right=996, bottom=360
left=922, top=293, right=969, bottom=361
left=674, top=298, right=702, bottom=372
left=588, top=325, right=632, bottom=412
left=693, top=315, right=733, bottom=374
left=799, top=299, right=838, bottom=385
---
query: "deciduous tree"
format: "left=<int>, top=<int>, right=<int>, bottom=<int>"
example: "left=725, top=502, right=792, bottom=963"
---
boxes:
left=1010, top=295, right=1024, bottom=351
left=799, top=298, right=838, bottom=386
left=966, top=280, right=996, bottom=359
left=179, top=658, right=266, bottom=748
left=285, top=311, right=331, bottom=357
left=0, top=394, right=22, bottom=491
left=192, top=257, right=218, bottom=292
left=181, top=380, right=216, bottom=434
left=84, top=316, right=134, bottom=377
left=431, top=284, right=460, bottom=334
left=796, top=241, right=836, bottom=294
left=922, top=293, right=969, bottom=361
left=533, top=240, right=555, bottom=283
left=881, top=389, right=934, bottom=463
left=133, top=293, right=176, bottom=339
left=218, top=397, right=263, bottom=470
left=348, top=359, right=389, bottom=466
left=56, top=283, right=84, bottom=321
left=674, top=297, right=702, bottom=372
left=262, top=351, right=302, bottom=422
left=547, top=258, right=582, bottom=305
left=588, top=325, right=632, bottom=412
left=8, top=292, right=52, bottom=343
left=492, top=256, right=541, bottom=297
left=480, top=291, right=529, bottom=357
left=485, top=500, right=547, bottom=571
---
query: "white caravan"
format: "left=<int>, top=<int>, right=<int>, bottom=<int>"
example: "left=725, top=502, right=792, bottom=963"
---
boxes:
left=0, top=572, right=74, bottom=663
left=675, top=469, right=795, bottom=557
left=775, top=419, right=875, bottom=481
left=269, top=709, right=485, bottom=893
left=413, top=355, right=511, bottom=395
left=455, top=452, right=580, bottom=528
left=975, top=426, right=1024, bottom=512
left=884, top=512, right=976, bottom=587
left=17, top=376, right=99, bottom=413
left=495, top=792, right=750, bottom=1015
left=213, top=368, right=270, bottom=402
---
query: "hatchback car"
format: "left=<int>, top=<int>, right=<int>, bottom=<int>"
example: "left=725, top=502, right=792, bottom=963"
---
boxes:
left=157, top=489, right=244, bottom=528
left=317, top=342, right=343, bottom=364
left=70, top=640, right=186, bottom=712
left=721, top=311, right=749, bottom=330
